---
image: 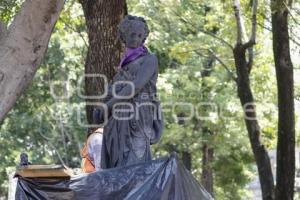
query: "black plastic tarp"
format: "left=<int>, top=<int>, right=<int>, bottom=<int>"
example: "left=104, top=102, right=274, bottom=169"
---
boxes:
left=15, top=153, right=213, bottom=200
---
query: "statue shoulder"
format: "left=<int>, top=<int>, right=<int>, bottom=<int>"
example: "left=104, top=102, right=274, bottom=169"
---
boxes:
left=146, top=53, right=158, bottom=60
left=142, top=53, right=158, bottom=66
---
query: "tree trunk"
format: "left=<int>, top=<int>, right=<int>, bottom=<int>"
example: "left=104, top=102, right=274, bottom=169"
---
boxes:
left=0, top=0, right=65, bottom=122
left=232, top=0, right=275, bottom=198
left=233, top=45, right=275, bottom=200
left=201, top=143, right=214, bottom=196
left=182, top=151, right=192, bottom=171
left=271, top=1, right=295, bottom=199
left=199, top=53, right=215, bottom=197
left=80, top=0, right=127, bottom=125
left=176, top=112, right=192, bottom=171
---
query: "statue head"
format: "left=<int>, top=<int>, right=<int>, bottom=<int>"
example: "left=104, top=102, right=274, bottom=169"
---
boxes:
left=117, top=15, right=149, bottom=48
left=19, top=152, right=30, bottom=166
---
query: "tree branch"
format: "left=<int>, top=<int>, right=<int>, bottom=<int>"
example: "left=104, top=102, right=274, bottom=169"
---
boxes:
left=191, top=48, right=237, bottom=82
left=167, top=7, right=234, bottom=50
left=289, top=30, right=300, bottom=47
left=257, top=18, right=300, bottom=47
left=38, top=119, right=66, bottom=166
left=59, top=17, right=88, bottom=48
left=0, top=0, right=65, bottom=122
left=172, top=26, right=237, bottom=82
left=205, top=49, right=237, bottom=82
left=233, top=0, right=245, bottom=45
left=244, top=0, right=258, bottom=49
left=283, top=1, right=300, bottom=27
left=245, top=0, right=258, bottom=73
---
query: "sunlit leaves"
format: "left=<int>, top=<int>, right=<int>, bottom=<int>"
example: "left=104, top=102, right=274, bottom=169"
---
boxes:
left=0, top=0, right=23, bottom=23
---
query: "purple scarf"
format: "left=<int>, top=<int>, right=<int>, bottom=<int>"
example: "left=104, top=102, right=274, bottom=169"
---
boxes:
left=118, top=45, right=149, bottom=69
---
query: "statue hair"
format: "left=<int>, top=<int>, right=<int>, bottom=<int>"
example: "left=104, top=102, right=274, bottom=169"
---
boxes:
left=117, top=15, right=149, bottom=44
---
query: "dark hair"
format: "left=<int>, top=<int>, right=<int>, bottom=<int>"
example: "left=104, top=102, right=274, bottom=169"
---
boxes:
left=86, top=128, right=97, bottom=138
left=117, top=15, right=150, bottom=44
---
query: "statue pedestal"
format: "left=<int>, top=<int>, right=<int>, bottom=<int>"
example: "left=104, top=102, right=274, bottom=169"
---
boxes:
left=15, top=153, right=213, bottom=200
left=15, top=165, right=73, bottom=178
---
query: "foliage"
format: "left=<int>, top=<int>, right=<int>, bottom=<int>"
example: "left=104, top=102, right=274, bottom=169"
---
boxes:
left=0, top=0, right=87, bottom=197
left=0, top=0, right=299, bottom=199
left=0, top=0, right=23, bottom=24
left=129, top=0, right=283, bottom=199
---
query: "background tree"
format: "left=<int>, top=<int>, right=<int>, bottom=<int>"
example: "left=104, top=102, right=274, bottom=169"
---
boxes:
left=271, top=0, right=295, bottom=199
left=231, top=0, right=275, bottom=199
left=0, top=0, right=299, bottom=199
left=128, top=1, right=270, bottom=198
left=0, top=0, right=65, bottom=122
left=79, top=0, right=127, bottom=125
left=0, top=1, right=87, bottom=196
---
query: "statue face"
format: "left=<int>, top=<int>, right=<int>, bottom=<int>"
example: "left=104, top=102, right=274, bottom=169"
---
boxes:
left=124, top=23, right=146, bottom=48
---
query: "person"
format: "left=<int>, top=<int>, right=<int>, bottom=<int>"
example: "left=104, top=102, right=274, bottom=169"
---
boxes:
left=80, top=127, right=103, bottom=173
left=93, top=15, right=164, bottom=169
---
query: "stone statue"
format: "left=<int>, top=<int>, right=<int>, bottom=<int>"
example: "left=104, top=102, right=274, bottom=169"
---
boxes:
left=19, top=153, right=31, bottom=166
left=93, top=15, right=164, bottom=169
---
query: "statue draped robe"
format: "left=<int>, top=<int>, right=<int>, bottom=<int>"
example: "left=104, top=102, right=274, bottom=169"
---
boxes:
left=95, top=53, right=164, bottom=169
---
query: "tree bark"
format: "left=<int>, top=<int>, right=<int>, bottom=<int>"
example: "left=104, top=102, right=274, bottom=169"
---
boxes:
left=80, top=0, right=127, bottom=125
left=177, top=112, right=192, bottom=171
left=232, top=0, right=275, bottom=199
left=182, top=151, right=192, bottom=171
left=199, top=55, right=215, bottom=197
left=201, top=143, right=214, bottom=196
left=0, top=0, right=65, bottom=122
left=233, top=45, right=275, bottom=200
left=271, top=1, right=295, bottom=199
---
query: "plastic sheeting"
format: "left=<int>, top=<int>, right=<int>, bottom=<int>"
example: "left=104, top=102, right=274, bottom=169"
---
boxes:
left=15, top=153, right=213, bottom=200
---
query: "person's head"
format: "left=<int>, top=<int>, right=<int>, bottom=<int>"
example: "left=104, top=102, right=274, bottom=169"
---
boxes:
left=117, top=15, right=149, bottom=48
left=87, top=127, right=103, bottom=138
left=87, top=128, right=97, bottom=138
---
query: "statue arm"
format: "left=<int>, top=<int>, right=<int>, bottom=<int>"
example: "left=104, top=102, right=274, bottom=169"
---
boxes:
left=105, top=54, right=158, bottom=110
left=92, top=54, right=158, bottom=124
